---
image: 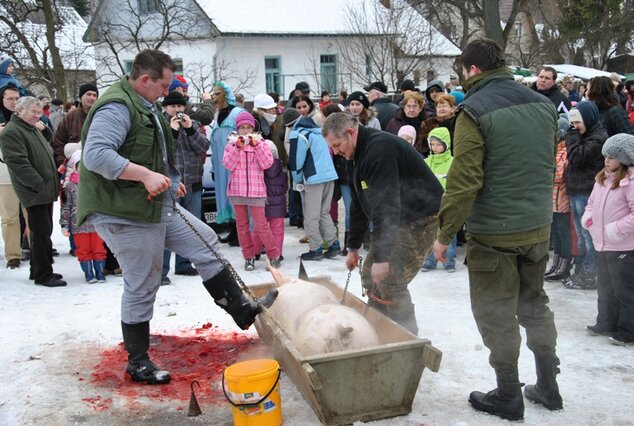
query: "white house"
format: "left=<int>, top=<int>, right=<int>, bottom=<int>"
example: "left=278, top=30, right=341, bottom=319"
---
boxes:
left=84, top=0, right=461, bottom=100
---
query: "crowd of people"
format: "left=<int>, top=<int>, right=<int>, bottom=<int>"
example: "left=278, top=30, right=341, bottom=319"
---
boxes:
left=0, top=41, right=633, bottom=418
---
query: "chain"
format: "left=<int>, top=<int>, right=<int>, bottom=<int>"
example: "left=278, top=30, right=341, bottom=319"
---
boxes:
left=340, top=255, right=362, bottom=305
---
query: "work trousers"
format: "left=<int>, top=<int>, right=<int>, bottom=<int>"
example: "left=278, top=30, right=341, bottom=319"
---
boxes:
left=303, top=181, right=337, bottom=251
left=25, top=203, right=54, bottom=283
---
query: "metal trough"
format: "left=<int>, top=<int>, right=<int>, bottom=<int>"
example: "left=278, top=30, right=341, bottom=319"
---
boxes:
left=250, top=275, right=442, bottom=425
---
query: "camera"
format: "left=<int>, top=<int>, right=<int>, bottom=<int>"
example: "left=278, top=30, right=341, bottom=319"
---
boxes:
left=176, top=111, right=184, bottom=120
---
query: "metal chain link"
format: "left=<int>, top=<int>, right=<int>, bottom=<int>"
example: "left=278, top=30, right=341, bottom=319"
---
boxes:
left=340, top=256, right=363, bottom=305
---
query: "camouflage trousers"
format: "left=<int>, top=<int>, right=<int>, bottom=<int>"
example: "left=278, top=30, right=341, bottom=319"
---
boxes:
left=467, top=237, right=558, bottom=371
left=362, top=215, right=437, bottom=334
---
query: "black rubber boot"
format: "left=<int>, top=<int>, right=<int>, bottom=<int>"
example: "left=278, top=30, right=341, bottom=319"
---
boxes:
left=546, top=257, right=572, bottom=281
left=524, top=355, right=563, bottom=410
left=203, top=267, right=273, bottom=329
left=544, top=254, right=561, bottom=278
left=219, top=222, right=240, bottom=246
left=121, top=321, right=170, bottom=384
left=469, top=368, right=525, bottom=421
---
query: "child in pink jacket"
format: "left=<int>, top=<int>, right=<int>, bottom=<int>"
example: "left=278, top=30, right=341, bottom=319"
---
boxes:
left=223, top=111, right=280, bottom=271
left=582, top=133, right=634, bottom=346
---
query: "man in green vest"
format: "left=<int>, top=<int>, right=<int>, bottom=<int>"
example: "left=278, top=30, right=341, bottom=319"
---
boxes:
left=432, top=39, right=562, bottom=421
left=78, top=49, right=268, bottom=385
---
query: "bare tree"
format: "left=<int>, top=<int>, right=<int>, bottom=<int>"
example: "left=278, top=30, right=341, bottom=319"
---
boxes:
left=338, top=0, right=456, bottom=91
left=87, top=0, right=213, bottom=85
left=183, top=61, right=214, bottom=102
left=0, top=0, right=86, bottom=100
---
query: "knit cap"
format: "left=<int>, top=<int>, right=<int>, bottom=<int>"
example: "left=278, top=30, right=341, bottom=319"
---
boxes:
left=162, top=90, right=187, bottom=106
left=602, top=133, right=634, bottom=166
left=79, top=83, right=98, bottom=99
left=397, top=125, right=417, bottom=141
left=169, top=76, right=188, bottom=92
left=235, top=111, right=255, bottom=129
left=282, top=107, right=301, bottom=127
left=347, top=91, right=370, bottom=109
left=557, top=114, right=570, bottom=140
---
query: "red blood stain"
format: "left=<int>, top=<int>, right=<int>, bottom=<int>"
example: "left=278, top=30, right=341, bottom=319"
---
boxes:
left=83, top=323, right=260, bottom=410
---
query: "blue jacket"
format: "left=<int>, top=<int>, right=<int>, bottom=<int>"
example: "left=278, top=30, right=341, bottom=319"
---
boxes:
left=288, top=117, right=337, bottom=185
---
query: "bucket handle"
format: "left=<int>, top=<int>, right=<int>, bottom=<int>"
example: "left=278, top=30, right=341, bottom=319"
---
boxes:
left=222, top=369, right=281, bottom=408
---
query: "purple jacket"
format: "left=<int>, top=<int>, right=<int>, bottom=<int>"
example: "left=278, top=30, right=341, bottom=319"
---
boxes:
left=264, top=158, right=288, bottom=218
left=582, top=167, right=634, bottom=251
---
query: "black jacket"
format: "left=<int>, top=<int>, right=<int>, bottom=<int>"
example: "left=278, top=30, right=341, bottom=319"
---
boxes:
left=565, top=125, right=608, bottom=196
left=531, top=83, right=571, bottom=114
left=371, top=97, right=399, bottom=130
left=348, top=126, right=443, bottom=262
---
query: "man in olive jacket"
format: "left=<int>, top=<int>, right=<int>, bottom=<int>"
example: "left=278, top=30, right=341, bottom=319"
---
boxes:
left=433, top=39, right=561, bottom=421
left=322, top=113, right=443, bottom=334
left=0, top=96, right=65, bottom=287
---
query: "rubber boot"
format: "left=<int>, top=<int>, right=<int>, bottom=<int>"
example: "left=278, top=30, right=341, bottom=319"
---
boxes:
left=203, top=267, right=275, bottom=329
left=544, top=254, right=561, bottom=278
left=80, top=261, right=97, bottom=283
left=121, top=321, right=170, bottom=384
left=546, top=257, right=572, bottom=281
left=469, top=368, right=525, bottom=421
left=93, top=259, right=106, bottom=283
left=524, top=355, right=563, bottom=410
left=386, top=292, right=418, bottom=335
left=219, top=222, right=239, bottom=246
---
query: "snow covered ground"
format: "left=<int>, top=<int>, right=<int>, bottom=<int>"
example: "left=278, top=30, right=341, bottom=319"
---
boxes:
left=0, top=203, right=632, bottom=425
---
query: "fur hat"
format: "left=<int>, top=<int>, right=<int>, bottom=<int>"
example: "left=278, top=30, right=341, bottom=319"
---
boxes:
left=602, top=133, right=634, bottom=166
left=235, top=111, right=255, bottom=129
left=162, top=90, right=187, bottom=106
left=282, top=107, right=301, bottom=127
left=79, top=83, right=98, bottom=99
left=347, top=91, right=369, bottom=109
left=64, top=142, right=81, bottom=159
left=557, top=114, right=570, bottom=140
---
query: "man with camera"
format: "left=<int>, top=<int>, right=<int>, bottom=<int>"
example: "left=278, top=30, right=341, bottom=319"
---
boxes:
left=160, top=90, right=209, bottom=281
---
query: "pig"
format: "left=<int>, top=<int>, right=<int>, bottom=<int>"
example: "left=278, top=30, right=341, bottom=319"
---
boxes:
left=265, top=265, right=380, bottom=356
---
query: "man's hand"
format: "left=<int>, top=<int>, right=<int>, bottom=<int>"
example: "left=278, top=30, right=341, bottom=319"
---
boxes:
left=180, top=113, right=193, bottom=129
left=170, top=115, right=182, bottom=131
left=176, top=182, right=186, bottom=198
left=143, top=171, right=171, bottom=200
left=433, top=240, right=449, bottom=263
left=371, top=262, right=390, bottom=284
left=35, top=121, right=46, bottom=131
left=345, top=250, right=360, bottom=271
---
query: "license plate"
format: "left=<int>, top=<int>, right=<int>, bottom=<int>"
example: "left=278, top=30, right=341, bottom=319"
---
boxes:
left=204, top=211, right=217, bottom=224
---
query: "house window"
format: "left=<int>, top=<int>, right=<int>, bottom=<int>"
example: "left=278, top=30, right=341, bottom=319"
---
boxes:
left=138, top=0, right=160, bottom=14
left=320, top=54, right=337, bottom=94
left=265, top=56, right=281, bottom=94
left=124, top=60, right=133, bottom=75
left=515, top=22, right=523, bottom=37
left=365, top=54, right=372, bottom=81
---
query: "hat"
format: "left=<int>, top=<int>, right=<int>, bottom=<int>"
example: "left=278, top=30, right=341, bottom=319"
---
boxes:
left=571, top=101, right=599, bottom=129
left=347, top=91, right=369, bottom=109
left=282, top=107, right=301, bottom=127
left=295, top=81, right=310, bottom=94
left=428, top=127, right=451, bottom=151
left=363, top=81, right=388, bottom=93
left=397, top=125, right=417, bottom=141
left=79, top=83, right=98, bottom=99
left=400, top=79, right=416, bottom=92
left=51, top=98, right=64, bottom=106
left=266, top=140, right=279, bottom=159
left=449, top=90, right=464, bottom=105
left=64, top=142, right=81, bottom=159
left=602, top=133, right=634, bottom=166
left=169, top=76, right=188, bottom=92
left=0, top=53, right=14, bottom=74
left=162, top=90, right=187, bottom=106
left=68, top=150, right=82, bottom=168
left=235, top=111, right=255, bottom=129
left=557, top=115, right=570, bottom=140
left=253, top=93, right=277, bottom=110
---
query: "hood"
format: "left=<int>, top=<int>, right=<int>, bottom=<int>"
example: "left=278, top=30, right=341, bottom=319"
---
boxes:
left=575, top=101, right=600, bottom=131
left=427, top=127, right=452, bottom=153
left=425, top=79, right=444, bottom=101
left=0, top=55, right=14, bottom=75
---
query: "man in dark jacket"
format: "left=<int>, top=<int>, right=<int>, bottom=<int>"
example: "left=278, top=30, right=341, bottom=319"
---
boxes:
left=322, top=113, right=443, bottom=334
left=365, top=81, right=398, bottom=130
left=0, top=96, right=65, bottom=287
left=433, top=39, right=561, bottom=421
left=532, top=66, right=571, bottom=114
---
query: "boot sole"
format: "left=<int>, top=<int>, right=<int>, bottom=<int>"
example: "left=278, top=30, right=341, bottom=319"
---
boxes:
left=525, top=395, right=563, bottom=411
left=127, top=371, right=171, bottom=384
left=468, top=400, right=524, bottom=421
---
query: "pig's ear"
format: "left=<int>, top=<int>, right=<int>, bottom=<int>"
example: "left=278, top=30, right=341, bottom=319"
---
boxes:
left=266, top=262, right=285, bottom=286
left=298, top=260, right=309, bottom=280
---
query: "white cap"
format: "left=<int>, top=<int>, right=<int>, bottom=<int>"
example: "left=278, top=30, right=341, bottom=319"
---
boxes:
left=69, top=150, right=82, bottom=168
left=64, top=142, right=81, bottom=159
left=253, top=94, right=276, bottom=110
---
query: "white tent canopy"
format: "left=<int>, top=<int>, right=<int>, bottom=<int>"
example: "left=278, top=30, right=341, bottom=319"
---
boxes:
left=546, top=64, right=624, bottom=82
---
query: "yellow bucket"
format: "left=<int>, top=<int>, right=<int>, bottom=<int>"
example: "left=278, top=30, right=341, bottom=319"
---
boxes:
left=222, top=359, right=282, bottom=426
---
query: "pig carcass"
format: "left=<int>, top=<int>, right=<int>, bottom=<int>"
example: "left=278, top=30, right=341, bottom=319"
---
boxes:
left=266, top=266, right=380, bottom=356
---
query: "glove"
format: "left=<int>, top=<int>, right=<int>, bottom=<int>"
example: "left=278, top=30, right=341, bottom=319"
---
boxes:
left=235, top=136, right=245, bottom=149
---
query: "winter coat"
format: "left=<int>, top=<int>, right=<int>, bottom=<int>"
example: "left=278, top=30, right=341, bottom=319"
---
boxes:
left=385, top=108, right=424, bottom=145
left=598, top=105, right=634, bottom=137
left=418, top=115, right=454, bottom=157
left=52, top=107, right=88, bottom=165
left=223, top=134, right=273, bottom=199
left=424, top=127, right=453, bottom=189
left=166, top=113, right=209, bottom=188
left=288, top=117, right=337, bottom=185
left=553, top=141, right=570, bottom=213
left=423, top=79, right=444, bottom=119
left=60, top=178, right=95, bottom=234
left=582, top=167, right=634, bottom=251
left=531, top=83, right=572, bottom=114
left=371, top=97, right=399, bottom=130
left=0, top=114, right=59, bottom=208
left=263, top=158, right=288, bottom=218
left=565, top=125, right=608, bottom=196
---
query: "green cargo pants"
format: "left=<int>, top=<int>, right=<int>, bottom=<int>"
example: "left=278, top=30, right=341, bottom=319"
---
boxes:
left=362, top=215, right=438, bottom=334
left=467, top=237, right=558, bottom=371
